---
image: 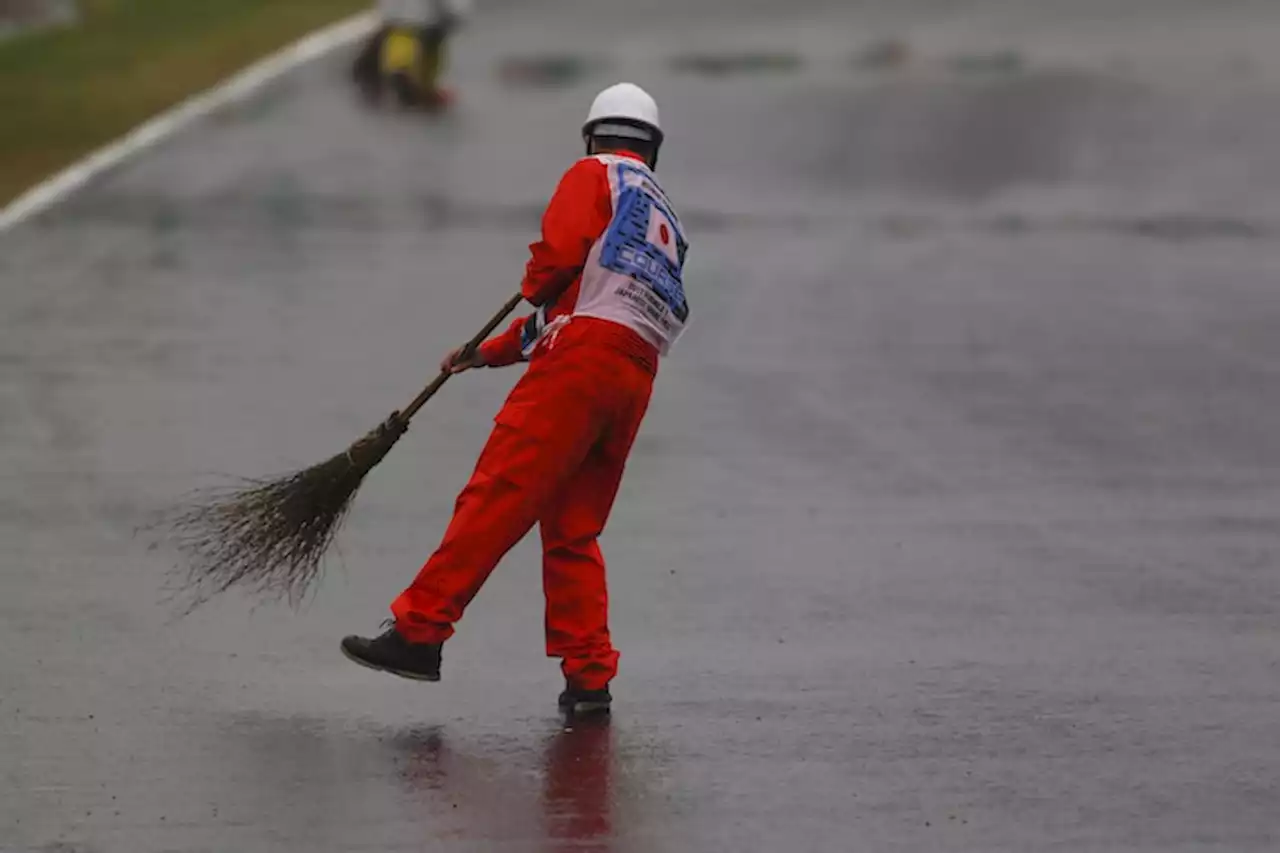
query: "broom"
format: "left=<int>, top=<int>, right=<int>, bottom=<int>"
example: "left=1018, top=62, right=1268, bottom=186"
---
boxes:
left=156, top=291, right=525, bottom=613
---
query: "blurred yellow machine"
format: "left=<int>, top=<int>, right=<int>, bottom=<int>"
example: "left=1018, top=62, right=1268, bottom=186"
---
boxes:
left=379, top=24, right=449, bottom=108
left=352, top=0, right=469, bottom=109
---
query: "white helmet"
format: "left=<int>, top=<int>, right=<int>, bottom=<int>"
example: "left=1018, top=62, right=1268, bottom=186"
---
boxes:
left=439, top=0, right=471, bottom=19
left=582, top=82, right=663, bottom=147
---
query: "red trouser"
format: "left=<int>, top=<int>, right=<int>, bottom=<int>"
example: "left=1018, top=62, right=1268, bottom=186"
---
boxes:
left=391, top=317, right=657, bottom=690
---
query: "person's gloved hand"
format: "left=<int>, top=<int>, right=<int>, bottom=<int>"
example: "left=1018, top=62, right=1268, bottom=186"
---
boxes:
left=441, top=344, right=486, bottom=374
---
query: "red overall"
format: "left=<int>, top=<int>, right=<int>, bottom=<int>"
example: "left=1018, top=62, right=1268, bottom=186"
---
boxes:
left=391, top=152, right=659, bottom=690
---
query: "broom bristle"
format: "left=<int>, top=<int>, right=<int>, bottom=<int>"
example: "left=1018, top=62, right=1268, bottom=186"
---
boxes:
left=156, top=415, right=406, bottom=613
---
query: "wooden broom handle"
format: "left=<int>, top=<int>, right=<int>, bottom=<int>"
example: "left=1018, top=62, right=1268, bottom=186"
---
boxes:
left=398, top=291, right=525, bottom=423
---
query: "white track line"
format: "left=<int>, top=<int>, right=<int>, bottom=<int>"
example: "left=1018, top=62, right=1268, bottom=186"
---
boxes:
left=0, top=11, right=376, bottom=233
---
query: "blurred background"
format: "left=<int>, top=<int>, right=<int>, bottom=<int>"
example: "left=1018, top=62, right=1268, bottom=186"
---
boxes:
left=3, top=2, right=1279, bottom=852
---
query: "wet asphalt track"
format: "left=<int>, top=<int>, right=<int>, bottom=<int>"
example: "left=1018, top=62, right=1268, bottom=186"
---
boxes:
left=4, top=1, right=1280, bottom=850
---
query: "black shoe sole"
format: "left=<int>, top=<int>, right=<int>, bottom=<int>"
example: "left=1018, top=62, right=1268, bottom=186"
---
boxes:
left=560, top=696, right=612, bottom=715
left=564, top=700, right=611, bottom=715
left=340, top=642, right=440, bottom=682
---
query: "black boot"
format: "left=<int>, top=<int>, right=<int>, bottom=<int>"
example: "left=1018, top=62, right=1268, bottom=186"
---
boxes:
left=341, top=623, right=441, bottom=682
left=558, top=681, right=612, bottom=715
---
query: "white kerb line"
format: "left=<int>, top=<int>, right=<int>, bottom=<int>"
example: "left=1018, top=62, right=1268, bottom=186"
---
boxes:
left=0, top=11, right=378, bottom=234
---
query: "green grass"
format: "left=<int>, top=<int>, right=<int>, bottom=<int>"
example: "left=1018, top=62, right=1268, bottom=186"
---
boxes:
left=0, top=0, right=368, bottom=206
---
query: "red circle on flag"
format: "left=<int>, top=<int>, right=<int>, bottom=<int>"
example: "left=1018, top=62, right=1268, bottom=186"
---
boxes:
left=659, top=223, right=670, bottom=244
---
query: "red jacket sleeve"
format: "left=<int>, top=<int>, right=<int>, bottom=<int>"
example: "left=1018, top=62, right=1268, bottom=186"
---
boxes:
left=477, top=158, right=612, bottom=367
left=477, top=314, right=532, bottom=367
left=521, top=158, right=612, bottom=306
